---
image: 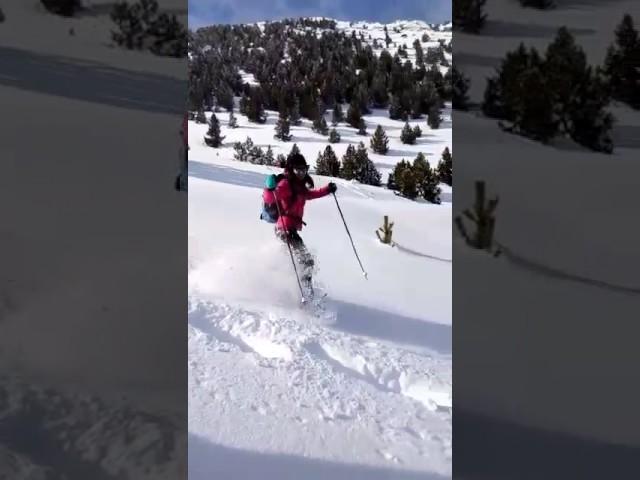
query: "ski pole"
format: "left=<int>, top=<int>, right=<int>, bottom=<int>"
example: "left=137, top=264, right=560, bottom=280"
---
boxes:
left=273, top=190, right=307, bottom=303
left=332, top=192, right=368, bottom=279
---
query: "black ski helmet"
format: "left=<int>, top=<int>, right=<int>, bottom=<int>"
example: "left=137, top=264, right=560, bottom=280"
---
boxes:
left=286, top=153, right=308, bottom=171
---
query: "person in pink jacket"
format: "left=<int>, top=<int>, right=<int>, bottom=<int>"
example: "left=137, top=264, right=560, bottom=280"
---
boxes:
left=273, top=153, right=337, bottom=293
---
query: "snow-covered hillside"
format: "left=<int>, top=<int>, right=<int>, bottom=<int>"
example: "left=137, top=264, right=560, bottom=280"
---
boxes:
left=335, top=19, right=452, bottom=73
left=252, top=18, right=452, bottom=74
left=455, top=0, right=640, bottom=450
left=188, top=18, right=452, bottom=479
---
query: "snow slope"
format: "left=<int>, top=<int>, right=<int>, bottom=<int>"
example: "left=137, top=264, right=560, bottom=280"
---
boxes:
left=1, top=2, right=186, bottom=478
left=455, top=0, right=640, bottom=449
left=336, top=19, right=452, bottom=74
left=188, top=20, right=452, bottom=479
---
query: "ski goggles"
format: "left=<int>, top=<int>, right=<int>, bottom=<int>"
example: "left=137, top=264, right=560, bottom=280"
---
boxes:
left=293, top=166, right=308, bottom=176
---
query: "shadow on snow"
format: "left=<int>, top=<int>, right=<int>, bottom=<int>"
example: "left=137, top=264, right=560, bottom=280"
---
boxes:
left=189, top=433, right=448, bottom=480
left=328, top=299, right=451, bottom=355
left=0, top=46, right=184, bottom=115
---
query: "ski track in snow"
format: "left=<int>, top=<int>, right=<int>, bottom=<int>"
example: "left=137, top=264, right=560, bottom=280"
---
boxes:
left=189, top=19, right=452, bottom=479
left=188, top=299, right=451, bottom=475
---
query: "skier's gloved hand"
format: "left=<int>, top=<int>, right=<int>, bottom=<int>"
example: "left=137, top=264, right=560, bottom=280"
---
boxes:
left=328, top=182, right=337, bottom=193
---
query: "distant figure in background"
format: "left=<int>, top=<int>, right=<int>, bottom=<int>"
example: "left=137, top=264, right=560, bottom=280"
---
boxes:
left=175, top=113, right=188, bottom=192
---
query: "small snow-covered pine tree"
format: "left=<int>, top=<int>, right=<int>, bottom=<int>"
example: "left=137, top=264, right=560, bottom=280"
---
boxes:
left=264, top=145, right=275, bottom=166
left=331, top=102, right=344, bottom=125
left=312, top=113, right=329, bottom=135
left=400, top=166, right=418, bottom=199
left=195, top=108, right=207, bottom=124
left=346, top=100, right=363, bottom=129
left=329, top=128, right=341, bottom=143
left=290, top=97, right=302, bottom=125
left=427, top=105, right=442, bottom=129
left=339, top=144, right=358, bottom=180
left=370, top=125, right=389, bottom=154
left=204, top=113, right=225, bottom=147
left=354, top=142, right=381, bottom=186
left=400, top=122, right=417, bottom=144
left=274, top=115, right=292, bottom=141
left=604, top=14, right=640, bottom=109
left=437, top=147, right=452, bottom=186
left=357, top=118, right=368, bottom=136
left=287, top=143, right=301, bottom=160
left=315, top=145, right=340, bottom=177
left=413, top=152, right=441, bottom=203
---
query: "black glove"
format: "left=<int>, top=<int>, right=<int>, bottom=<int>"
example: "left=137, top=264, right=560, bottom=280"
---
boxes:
left=328, top=182, right=337, bottom=193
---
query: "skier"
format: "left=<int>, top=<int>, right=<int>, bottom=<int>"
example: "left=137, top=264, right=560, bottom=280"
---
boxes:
left=175, top=112, right=188, bottom=192
left=273, top=153, right=337, bottom=295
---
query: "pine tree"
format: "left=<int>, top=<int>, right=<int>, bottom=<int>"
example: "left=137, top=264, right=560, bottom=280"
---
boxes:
left=512, top=65, right=556, bottom=142
left=544, top=27, right=588, bottom=119
left=276, top=153, right=287, bottom=167
left=388, top=94, right=406, bottom=120
left=370, top=125, right=389, bottom=154
left=195, top=108, right=207, bottom=124
left=246, top=89, right=267, bottom=123
left=239, top=93, right=249, bottom=115
left=452, top=65, right=471, bottom=110
left=412, top=151, right=430, bottom=186
left=420, top=164, right=442, bottom=204
left=312, top=113, right=329, bottom=135
left=454, top=0, right=487, bottom=34
left=413, top=152, right=441, bottom=203
left=386, top=172, right=396, bottom=190
left=264, top=145, right=275, bottom=166
left=287, top=143, right=301, bottom=160
left=228, top=110, right=238, bottom=128
left=247, top=143, right=265, bottom=164
left=329, top=128, right=341, bottom=143
left=413, top=125, right=423, bottom=138
left=400, top=122, right=417, bottom=144
left=567, top=67, right=614, bottom=153
left=274, top=115, right=292, bottom=141
left=410, top=86, right=425, bottom=119
left=400, top=166, right=418, bottom=199
left=414, top=39, right=425, bottom=66
left=315, top=145, right=340, bottom=177
left=371, top=72, right=389, bottom=108
left=233, top=137, right=255, bottom=162
left=204, top=113, right=225, bottom=147
left=340, top=144, right=358, bottom=180
left=437, top=147, right=452, bottom=186
left=389, top=160, right=408, bottom=191
left=354, top=142, right=381, bottom=186
left=427, top=105, right=442, bottom=129
left=604, top=15, right=640, bottom=109
left=483, top=29, right=614, bottom=151
left=346, top=100, right=363, bottom=128
left=290, top=96, right=302, bottom=125
left=332, top=102, right=345, bottom=125
left=357, top=118, right=368, bottom=136
left=384, top=26, right=392, bottom=48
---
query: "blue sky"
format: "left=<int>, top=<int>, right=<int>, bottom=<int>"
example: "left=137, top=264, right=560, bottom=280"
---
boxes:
left=188, top=0, right=450, bottom=29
